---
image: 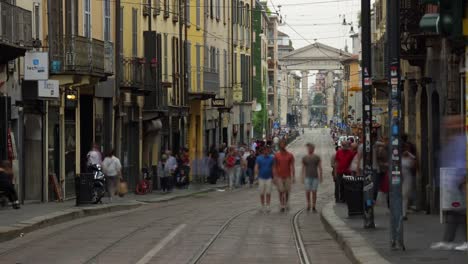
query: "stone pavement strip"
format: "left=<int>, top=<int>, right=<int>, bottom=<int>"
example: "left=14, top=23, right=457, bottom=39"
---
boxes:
left=321, top=202, right=391, bottom=264
left=0, top=183, right=227, bottom=243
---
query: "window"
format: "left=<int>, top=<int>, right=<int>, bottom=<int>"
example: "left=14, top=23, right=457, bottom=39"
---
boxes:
left=84, top=0, right=91, bottom=38
left=232, top=0, right=237, bottom=24
left=210, top=47, right=216, bottom=71
left=216, top=48, right=220, bottom=74
left=216, top=0, right=220, bottom=20
left=245, top=4, right=249, bottom=28
left=196, top=0, right=201, bottom=29
left=132, top=8, right=138, bottom=57
left=173, top=0, right=179, bottom=22
left=155, top=0, right=161, bottom=15
left=164, top=0, right=170, bottom=18
left=210, top=0, right=214, bottom=19
left=223, top=0, right=226, bottom=24
left=164, top=34, right=168, bottom=81
left=224, top=49, right=227, bottom=87
left=119, top=7, right=123, bottom=54
left=104, top=0, right=111, bottom=41
left=239, top=1, right=243, bottom=26
left=33, top=3, right=40, bottom=39
left=185, top=0, right=190, bottom=26
left=187, top=41, right=192, bottom=90
left=196, top=44, right=201, bottom=91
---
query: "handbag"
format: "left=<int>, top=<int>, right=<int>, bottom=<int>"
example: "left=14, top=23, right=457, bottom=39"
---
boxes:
left=118, top=180, right=128, bottom=197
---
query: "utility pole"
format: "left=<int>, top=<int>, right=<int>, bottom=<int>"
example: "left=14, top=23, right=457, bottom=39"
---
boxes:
left=360, top=0, right=375, bottom=229
left=387, top=0, right=405, bottom=250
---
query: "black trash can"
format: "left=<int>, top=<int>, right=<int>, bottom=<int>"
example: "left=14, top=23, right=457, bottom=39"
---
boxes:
left=75, top=173, right=95, bottom=206
left=343, top=175, right=364, bottom=216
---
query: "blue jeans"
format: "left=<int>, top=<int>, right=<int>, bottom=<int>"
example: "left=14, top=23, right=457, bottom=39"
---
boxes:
left=246, top=168, right=254, bottom=185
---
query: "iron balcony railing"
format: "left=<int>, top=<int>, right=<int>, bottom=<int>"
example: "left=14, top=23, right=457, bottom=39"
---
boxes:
left=0, top=1, right=32, bottom=48
left=203, top=67, right=220, bottom=94
left=50, top=35, right=114, bottom=77
left=120, top=57, right=144, bottom=88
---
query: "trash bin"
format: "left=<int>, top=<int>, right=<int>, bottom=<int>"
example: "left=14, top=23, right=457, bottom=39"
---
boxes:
left=75, top=173, right=95, bottom=206
left=343, top=175, right=364, bottom=216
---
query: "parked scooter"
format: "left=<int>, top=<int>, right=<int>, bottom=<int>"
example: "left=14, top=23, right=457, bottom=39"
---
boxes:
left=89, top=164, right=106, bottom=204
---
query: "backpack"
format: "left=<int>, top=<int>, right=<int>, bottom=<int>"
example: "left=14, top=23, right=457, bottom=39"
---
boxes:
left=226, top=155, right=236, bottom=168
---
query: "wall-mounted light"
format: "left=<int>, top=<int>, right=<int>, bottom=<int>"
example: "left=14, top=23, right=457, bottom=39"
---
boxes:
left=65, top=88, right=78, bottom=109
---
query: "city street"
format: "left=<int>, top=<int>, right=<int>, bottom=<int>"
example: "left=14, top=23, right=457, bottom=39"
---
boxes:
left=0, top=129, right=350, bottom=264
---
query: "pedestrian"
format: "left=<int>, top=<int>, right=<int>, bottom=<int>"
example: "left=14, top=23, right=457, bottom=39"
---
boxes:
left=274, top=140, right=295, bottom=212
left=225, top=147, right=237, bottom=189
left=218, top=146, right=226, bottom=182
left=302, top=143, right=322, bottom=212
left=372, top=136, right=387, bottom=201
left=334, top=141, right=355, bottom=203
left=255, top=146, right=274, bottom=212
left=431, top=115, right=467, bottom=251
left=251, top=139, right=258, bottom=152
left=165, top=150, right=178, bottom=191
left=101, top=149, right=122, bottom=202
left=236, top=148, right=245, bottom=186
left=401, top=143, right=416, bottom=220
left=349, top=143, right=359, bottom=176
left=157, top=154, right=169, bottom=193
left=86, top=143, right=102, bottom=171
left=331, top=146, right=338, bottom=179
left=0, top=160, right=20, bottom=209
left=246, top=150, right=257, bottom=187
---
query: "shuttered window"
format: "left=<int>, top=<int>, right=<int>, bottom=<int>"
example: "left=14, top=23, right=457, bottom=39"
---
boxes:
left=104, top=0, right=111, bottom=41
left=84, top=0, right=91, bottom=38
left=196, top=0, right=201, bottom=29
left=132, top=8, right=138, bottom=57
left=187, top=41, right=192, bottom=90
left=196, top=44, right=201, bottom=91
left=164, top=34, right=168, bottom=81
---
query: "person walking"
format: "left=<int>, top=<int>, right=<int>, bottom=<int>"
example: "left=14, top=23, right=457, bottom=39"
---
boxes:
left=431, top=115, right=467, bottom=251
left=246, top=150, right=257, bottom=187
left=255, top=146, right=274, bottom=212
left=101, top=149, right=122, bottom=202
left=334, top=141, right=355, bottom=203
left=302, top=143, right=322, bottom=212
left=86, top=143, right=102, bottom=171
left=157, top=154, right=169, bottom=193
left=165, top=150, right=178, bottom=191
left=0, top=160, right=20, bottom=209
left=225, top=147, right=237, bottom=189
left=218, top=146, right=226, bottom=182
left=274, top=140, right=295, bottom=212
left=401, top=143, right=416, bottom=220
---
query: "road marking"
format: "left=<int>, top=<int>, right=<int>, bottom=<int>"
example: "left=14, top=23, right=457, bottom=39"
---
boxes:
left=135, top=224, right=186, bottom=264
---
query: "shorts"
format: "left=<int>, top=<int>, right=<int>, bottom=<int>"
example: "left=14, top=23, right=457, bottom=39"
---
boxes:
left=276, top=177, right=292, bottom=193
left=258, top=178, right=272, bottom=195
left=305, top=177, right=319, bottom=191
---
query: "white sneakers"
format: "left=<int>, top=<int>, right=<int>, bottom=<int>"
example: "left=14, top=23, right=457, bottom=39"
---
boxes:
left=454, top=242, right=468, bottom=251
left=430, top=241, right=468, bottom=251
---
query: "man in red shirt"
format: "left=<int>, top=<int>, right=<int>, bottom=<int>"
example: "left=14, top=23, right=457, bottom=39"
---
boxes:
left=334, top=141, right=356, bottom=203
left=274, top=140, right=295, bottom=212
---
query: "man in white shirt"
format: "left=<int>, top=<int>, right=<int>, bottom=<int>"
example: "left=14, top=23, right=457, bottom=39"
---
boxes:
left=86, top=144, right=102, bottom=170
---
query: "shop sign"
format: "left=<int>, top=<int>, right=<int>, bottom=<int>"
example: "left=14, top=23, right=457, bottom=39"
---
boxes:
left=211, top=98, right=225, bottom=107
left=24, top=52, right=49, bottom=80
left=38, top=80, right=59, bottom=99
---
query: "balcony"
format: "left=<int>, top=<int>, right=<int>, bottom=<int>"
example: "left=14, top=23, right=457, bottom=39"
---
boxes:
left=203, top=67, right=220, bottom=94
left=268, top=86, right=274, bottom=96
left=120, top=57, right=144, bottom=89
left=49, top=35, right=114, bottom=77
left=0, top=1, right=32, bottom=63
left=268, top=59, right=275, bottom=70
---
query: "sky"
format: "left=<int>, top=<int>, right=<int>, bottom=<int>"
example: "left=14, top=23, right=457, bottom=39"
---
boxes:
left=266, top=0, right=362, bottom=51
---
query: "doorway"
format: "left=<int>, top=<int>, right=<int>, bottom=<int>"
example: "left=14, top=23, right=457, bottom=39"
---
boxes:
left=419, top=88, right=428, bottom=211
left=80, top=95, right=93, bottom=173
left=23, top=113, right=43, bottom=201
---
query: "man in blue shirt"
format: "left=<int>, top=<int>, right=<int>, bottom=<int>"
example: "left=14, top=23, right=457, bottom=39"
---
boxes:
left=255, top=146, right=275, bottom=212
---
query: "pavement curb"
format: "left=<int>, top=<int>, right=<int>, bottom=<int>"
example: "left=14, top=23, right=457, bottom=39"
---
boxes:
left=320, top=202, right=391, bottom=264
left=0, top=185, right=227, bottom=243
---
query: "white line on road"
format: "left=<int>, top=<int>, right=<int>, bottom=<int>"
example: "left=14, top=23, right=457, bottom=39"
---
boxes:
left=135, top=224, right=186, bottom=264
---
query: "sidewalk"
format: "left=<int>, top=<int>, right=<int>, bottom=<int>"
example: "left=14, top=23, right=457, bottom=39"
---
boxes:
left=0, top=183, right=227, bottom=243
left=321, top=202, right=468, bottom=264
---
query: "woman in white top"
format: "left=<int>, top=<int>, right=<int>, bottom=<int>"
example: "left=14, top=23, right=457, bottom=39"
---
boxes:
left=402, top=143, right=416, bottom=220
left=102, top=149, right=122, bottom=201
